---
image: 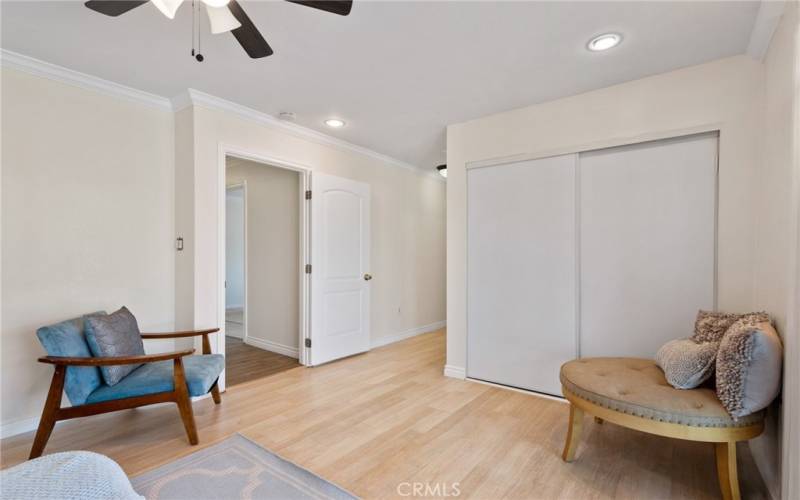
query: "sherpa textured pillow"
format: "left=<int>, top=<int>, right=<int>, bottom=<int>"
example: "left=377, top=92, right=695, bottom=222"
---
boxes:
left=656, top=338, right=719, bottom=389
left=692, top=310, right=741, bottom=343
left=716, top=314, right=782, bottom=418
left=85, top=307, right=145, bottom=386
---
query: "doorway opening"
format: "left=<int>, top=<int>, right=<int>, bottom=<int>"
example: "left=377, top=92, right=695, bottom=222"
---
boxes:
left=223, top=155, right=304, bottom=387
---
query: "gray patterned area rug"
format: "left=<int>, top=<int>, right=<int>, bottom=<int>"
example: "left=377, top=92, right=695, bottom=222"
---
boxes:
left=131, top=434, right=357, bottom=500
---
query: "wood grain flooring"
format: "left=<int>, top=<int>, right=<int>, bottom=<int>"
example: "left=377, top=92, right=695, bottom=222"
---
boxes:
left=0, top=330, right=769, bottom=499
left=225, top=335, right=300, bottom=387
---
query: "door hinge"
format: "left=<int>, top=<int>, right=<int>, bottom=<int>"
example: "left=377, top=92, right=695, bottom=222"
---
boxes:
left=305, top=264, right=312, bottom=274
left=305, top=190, right=312, bottom=200
left=305, top=338, right=312, bottom=348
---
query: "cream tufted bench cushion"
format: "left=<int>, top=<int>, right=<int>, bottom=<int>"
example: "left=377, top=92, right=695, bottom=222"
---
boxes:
left=560, top=357, right=763, bottom=428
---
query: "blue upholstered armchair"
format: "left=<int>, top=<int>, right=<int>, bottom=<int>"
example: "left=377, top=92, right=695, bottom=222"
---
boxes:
left=31, top=313, right=224, bottom=459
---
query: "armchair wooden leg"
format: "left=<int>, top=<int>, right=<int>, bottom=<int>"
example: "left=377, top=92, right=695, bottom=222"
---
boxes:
left=173, top=358, right=199, bottom=445
left=210, top=380, right=221, bottom=405
left=561, top=403, right=584, bottom=462
left=715, top=442, right=740, bottom=500
left=30, top=365, right=66, bottom=459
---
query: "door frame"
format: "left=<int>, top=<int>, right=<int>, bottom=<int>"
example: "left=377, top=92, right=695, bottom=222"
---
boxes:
left=224, top=182, right=248, bottom=345
left=217, top=144, right=313, bottom=388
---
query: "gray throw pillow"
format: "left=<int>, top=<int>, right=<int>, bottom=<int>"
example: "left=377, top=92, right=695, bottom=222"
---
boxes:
left=716, top=316, right=782, bottom=419
left=85, top=307, right=145, bottom=386
left=656, top=338, right=719, bottom=389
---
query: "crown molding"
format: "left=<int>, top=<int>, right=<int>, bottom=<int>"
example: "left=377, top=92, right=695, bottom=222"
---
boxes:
left=172, top=88, right=444, bottom=181
left=746, top=0, right=786, bottom=61
left=0, top=49, right=172, bottom=110
left=0, top=49, right=441, bottom=180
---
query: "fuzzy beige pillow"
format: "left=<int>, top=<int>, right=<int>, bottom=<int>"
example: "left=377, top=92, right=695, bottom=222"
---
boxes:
left=692, top=310, right=740, bottom=343
left=656, top=338, right=719, bottom=389
left=716, top=314, right=782, bottom=418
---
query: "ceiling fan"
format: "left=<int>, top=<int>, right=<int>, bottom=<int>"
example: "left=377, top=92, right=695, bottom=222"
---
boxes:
left=84, top=0, right=352, bottom=59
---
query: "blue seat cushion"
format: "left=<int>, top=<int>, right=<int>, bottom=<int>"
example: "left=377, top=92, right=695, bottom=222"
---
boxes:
left=85, top=354, right=224, bottom=404
left=36, top=312, right=107, bottom=406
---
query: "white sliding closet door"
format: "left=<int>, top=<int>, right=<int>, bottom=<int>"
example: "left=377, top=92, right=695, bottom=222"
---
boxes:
left=579, top=133, right=717, bottom=358
left=467, top=154, right=577, bottom=396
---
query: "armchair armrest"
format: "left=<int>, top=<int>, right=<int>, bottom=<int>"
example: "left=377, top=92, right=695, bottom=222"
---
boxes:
left=38, top=349, right=196, bottom=366
left=140, top=328, right=219, bottom=339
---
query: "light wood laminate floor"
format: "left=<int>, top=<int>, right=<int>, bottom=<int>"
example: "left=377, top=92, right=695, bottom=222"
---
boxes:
left=0, top=330, right=768, bottom=499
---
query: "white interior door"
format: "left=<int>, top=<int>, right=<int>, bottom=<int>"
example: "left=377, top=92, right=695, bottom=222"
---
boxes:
left=467, top=154, right=578, bottom=396
left=310, top=173, right=371, bottom=365
left=579, top=133, right=717, bottom=358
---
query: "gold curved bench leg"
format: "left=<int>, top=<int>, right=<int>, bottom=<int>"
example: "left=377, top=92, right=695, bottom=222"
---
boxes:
left=562, top=403, right=584, bottom=462
left=715, top=441, right=740, bottom=500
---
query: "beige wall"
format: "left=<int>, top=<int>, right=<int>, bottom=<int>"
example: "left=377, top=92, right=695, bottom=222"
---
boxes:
left=754, top=2, right=800, bottom=498
left=226, top=157, right=301, bottom=353
left=446, top=55, right=765, bottom=374
left=174, top=106, right=195, bottom=334
left=0, top=68, right=175, bottom=435
left=0, top=66, right=446, bottom=434
left=184, top=104, right=446, bottom=350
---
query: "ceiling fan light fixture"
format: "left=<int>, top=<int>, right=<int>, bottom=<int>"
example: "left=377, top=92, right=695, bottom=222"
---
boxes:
left=206, top=4, right=241, bottom=34
left=151, top=0, right=184, bottom=19
left=325, top=118, right=346, bottom=128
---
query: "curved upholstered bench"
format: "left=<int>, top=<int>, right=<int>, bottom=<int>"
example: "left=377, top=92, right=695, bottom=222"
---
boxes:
left=560, top=358, right=764, bottom=500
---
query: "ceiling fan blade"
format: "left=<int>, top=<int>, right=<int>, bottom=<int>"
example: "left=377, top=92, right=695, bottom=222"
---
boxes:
left=286, top=0, right=352, bottom=16
left=227, top=0, right=273, bottom=58
left=206, top=4, right=241, bottom=34
left=84, top=0, right=148, bottom=16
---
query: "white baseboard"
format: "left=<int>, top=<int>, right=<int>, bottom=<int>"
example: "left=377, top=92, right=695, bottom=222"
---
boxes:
left=443, top=364, right=466, bottom=379
left=371, top=320, right=446, bottom=349
left=0, top=415, right=42, bottom=439
left=244, top=336, right=299, bottom=358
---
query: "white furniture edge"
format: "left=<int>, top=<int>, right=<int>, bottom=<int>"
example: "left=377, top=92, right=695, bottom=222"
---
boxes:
left=0, top=49, right=443, bottom=182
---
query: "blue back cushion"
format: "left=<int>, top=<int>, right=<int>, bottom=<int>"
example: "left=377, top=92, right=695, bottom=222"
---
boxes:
left=36, top=312, right=106, bottom=406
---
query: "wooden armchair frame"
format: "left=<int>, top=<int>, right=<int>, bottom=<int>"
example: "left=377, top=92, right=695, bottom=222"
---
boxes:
left=30, top=328, right=221, bottom=459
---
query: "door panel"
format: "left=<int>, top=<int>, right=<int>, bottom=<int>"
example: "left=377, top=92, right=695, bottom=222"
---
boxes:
left=579, top=133, right=717, bottom=358
left=467, top=154, right=578, bottom=396
left=311, top=174, right=370, bottom=365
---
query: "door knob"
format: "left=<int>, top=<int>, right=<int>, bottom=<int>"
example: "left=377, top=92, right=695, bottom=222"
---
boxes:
left=364, top=273, right=373, bottom=281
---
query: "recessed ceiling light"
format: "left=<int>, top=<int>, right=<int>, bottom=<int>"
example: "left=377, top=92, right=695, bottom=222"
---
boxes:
left=587, top=33, right=622, bottom=52
left=324, top=118, right=346, bottom=128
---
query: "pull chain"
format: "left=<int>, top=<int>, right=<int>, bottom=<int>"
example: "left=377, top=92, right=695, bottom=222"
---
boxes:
left=197, top=1, right=203, bottom=61
left=190, top=0, right=195, bottom=57
left=192, top=0, right=204, bottom=62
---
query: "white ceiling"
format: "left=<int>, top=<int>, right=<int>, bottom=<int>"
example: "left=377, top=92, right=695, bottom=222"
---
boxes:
left=1, top=1, right=761, bottom=172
